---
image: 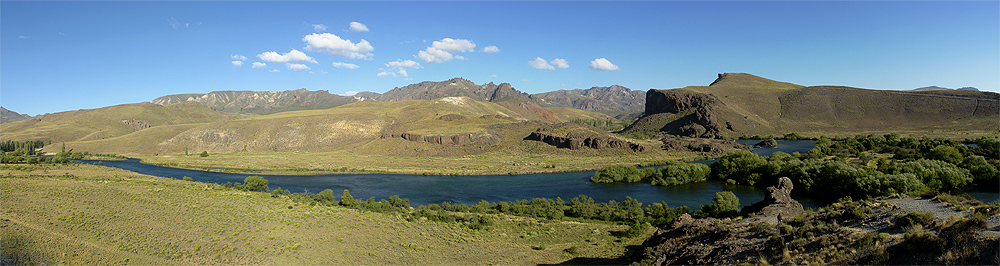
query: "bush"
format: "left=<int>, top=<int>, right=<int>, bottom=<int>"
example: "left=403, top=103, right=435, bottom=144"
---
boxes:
left=242, top=176, right=269, bottom=191
left=903, top=226, right=945, bottom=253
left=714, top=150, right=768, bottom=186
left=894, top=212, right=934, bottom=229
left=651, top=162, right=710, bottom=186
left=199, top=151, right=209, bottom=157
left=340, top=190, right=358, bottom=207
left=591, top=165, right=643, bottom=183
left=182, top=176, right=193, bottom=182
left=699, top=191, right=740, bottom=218
left=314, top=189, right=336, bottom=202
left=564, top=246, right=579, bottom=255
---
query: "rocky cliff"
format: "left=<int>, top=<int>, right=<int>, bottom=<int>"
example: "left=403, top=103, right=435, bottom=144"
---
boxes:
left=530, top=85, right=645, bottom=115
left=524, top=128, right=645, bottom=152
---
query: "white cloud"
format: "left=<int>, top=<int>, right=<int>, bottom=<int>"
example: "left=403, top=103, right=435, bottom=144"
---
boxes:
left=521, top=79, right=530, bottom=82
left=339, top=91, right=359, bottom=96
left=231, top=61, right=244, bottom=67
left=432, top=38, right=475, bottom=52
left=529, top=57, right=555, bottom=70
left=377, top=68, right=409, bottom=78
left=589, top=58, right=620, bottom=71
left=287, top=63, right=310, bottom=71
left=252, top=62, right=266, bottom=69
left=302, top=33, right=373, bottom=59
left=386, top=59, right=421, bottom=69
left=482, top=46, right=500, bottom=53
left=313, top=24, right=327, bottom=32
left=490, top=74, right=498, bottom=78
left=349, top=21, right=369, bottom=32
left=269, top=69, right=280, bottom=72
left=417, top=47, right=454, bottom=63
left=551, top=58, right=569, bottom=68
left=18, top=35, right=29, bottom=39
left=231, top=54, right=247, bottom=61
left=331, top=62, right=360, bottom=69
left=257, top=49, right=317, bottom=63
left=455, top=55, right=466, bottom=60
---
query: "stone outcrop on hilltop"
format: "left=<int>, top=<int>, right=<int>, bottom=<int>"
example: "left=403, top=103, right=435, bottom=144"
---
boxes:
left=643, top=89, right=736, bottom=139
left=740, top=177, right=804, bottom=220
left=375, top=77, right=530, bottom=103
left=151, top=88, right=359, bottom=115
left=524, top=129, right=645, bottom=152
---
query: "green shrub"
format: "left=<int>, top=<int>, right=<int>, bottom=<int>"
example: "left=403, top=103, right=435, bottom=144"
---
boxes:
left=242, top=176, right=269, bottom=192
left=894, top=212, right=934, bottom=229
left=564, top=246, right=579, bottom=255
left=699, top=191, right=740, bottom=218
left=340, top=190, right=358, bottom=207
left=182, top=176, right=193, bottom=182
left=904, top=226, right=945, bottom=253
left=591, top=165, right=643, bottom=183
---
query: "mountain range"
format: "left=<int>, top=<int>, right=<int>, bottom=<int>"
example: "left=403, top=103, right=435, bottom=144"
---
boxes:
left=150, top=78, right=646, bottom=117
left=0, top=107, right=32, bottom=124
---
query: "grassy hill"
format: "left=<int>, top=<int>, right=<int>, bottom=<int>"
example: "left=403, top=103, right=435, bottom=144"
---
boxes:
left=0, top=102, right=243, bottom=143
left=0, top=107, right=32, bottom=124
left=2, top=164, right=646, bottom=265
left=623, top=73, right=999, bottom=139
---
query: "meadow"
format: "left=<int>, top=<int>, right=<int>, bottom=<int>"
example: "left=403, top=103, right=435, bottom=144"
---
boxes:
left=1, top=164, right=649, bottom=265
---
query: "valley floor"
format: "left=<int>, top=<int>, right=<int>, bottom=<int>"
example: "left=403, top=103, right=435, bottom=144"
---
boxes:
left=1, top=164, right=649, bottom=265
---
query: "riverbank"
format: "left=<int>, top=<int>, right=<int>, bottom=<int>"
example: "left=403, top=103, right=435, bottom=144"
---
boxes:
left=130, top=150, right=700, bottom=176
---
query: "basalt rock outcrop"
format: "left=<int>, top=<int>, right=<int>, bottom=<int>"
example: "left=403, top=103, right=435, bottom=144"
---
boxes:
left=524, top=129, right=645, bottom=152
left=739, top=177, right=804, bottom=220
left=380, top=132, right=500, bottom=146
left=641, top=89, right=735, bottom=139
left=121, top=119, right=151, bottom=131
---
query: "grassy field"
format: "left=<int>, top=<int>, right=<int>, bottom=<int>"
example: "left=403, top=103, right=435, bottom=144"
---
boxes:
left=1, top=164, right=650, bottom=265
left=133, top=148, right=691, bottom=175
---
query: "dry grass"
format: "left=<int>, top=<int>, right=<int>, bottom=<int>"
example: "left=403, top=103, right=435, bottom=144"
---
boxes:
left=1, top=164, right=648, bottom=265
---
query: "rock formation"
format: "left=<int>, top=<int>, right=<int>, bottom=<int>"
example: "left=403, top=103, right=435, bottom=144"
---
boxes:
left=380, top=132, right=500, bottom=146
left=659, top=134, right=752, bottom=156
left=524, top=130, right=645, bottom=152
left=739, top=177, right=804, bottom=220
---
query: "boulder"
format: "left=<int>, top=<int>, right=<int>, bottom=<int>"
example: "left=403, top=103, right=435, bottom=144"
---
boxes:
left=740, top=177, right=804, bottom=220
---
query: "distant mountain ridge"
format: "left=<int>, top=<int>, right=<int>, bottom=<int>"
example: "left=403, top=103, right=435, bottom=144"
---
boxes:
left=530, top=85, right=645, bottom=116
left=1, top=107, right=31, bottom=124
left=913, top=86, right=979, bottom=91
left=151, top=88, right=364, bottom=115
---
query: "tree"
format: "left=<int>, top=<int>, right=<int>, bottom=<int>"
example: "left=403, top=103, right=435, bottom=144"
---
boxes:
left=314, top=189, right=336, bottom=202
left=715, top=150, right=768, bottom=185
left=591, top=165, right=643, bottom=183
left=927, top=145, right=963, bottom=164
left=340, top=190, right=358, bottom=207
left=242, top=175, right=269, bottom=191
left=699, top=191, right=740, bottom=218
left=199, top=151, right=209, bottom=157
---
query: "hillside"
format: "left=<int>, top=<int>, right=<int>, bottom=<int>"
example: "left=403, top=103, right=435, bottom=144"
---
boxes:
left=622, top=73, right=999, bottom=138
left=375, top=78, right=530, bottom=102
left=0, top=107, right=31, bottom=124
left=0, top=102, right=243, bottom=143
left=530, top=85, right=646, bottom=116
left=151, top=88, right=362, bottom=115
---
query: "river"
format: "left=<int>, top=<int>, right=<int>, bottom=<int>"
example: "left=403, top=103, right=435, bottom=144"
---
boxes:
left=82, top=140, right=834, bottom=209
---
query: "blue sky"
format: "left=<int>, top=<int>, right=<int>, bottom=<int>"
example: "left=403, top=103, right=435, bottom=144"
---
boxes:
left=2, top=1, right=998, bottom=116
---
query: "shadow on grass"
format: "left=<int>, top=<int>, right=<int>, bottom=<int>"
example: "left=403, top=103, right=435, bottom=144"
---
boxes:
left=1, top=227, right=47, bottom=265
left=539, top=244, right=644, bottom=266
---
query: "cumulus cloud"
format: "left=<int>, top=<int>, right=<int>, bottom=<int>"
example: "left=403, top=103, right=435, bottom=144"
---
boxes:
left=386, top=59, right=421, bottom=69
left=257, top=49, right=317, bottom=63
left=529, top=57, right=555, bottom=70
left=482, top=46, right=500, bottom=53
left=252, top=62, right=266, bottom=69
left=432, top=38, right=475, bottom=52
left=339, top=91, right=359, bottom=96
left=589, top=58, right=620, bottom=71
left=417, top=47, right=454, bottom=63
left=331, top=62, right=360, bottom=69
left=231, top=61, right=244, bottom=67
left=287, top=63, right=311, bottom=71
left=313, top=24, right=327, bottom=32
left=551, top=58, right=569, bottom=68
left=415, top=38, right=477, bottom=63
left=231, top=54, right=247, bottom=61
left=302, top=33, right=373, bottom=59
left=377, top=69, right=409, bottom=78
left=349, top=21, right=369, bottom=32
left=269, top=69, right=280, bottom=72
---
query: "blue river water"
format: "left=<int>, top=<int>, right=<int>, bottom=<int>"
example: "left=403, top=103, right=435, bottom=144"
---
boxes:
left=83, top=140, right=830, bottom=209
